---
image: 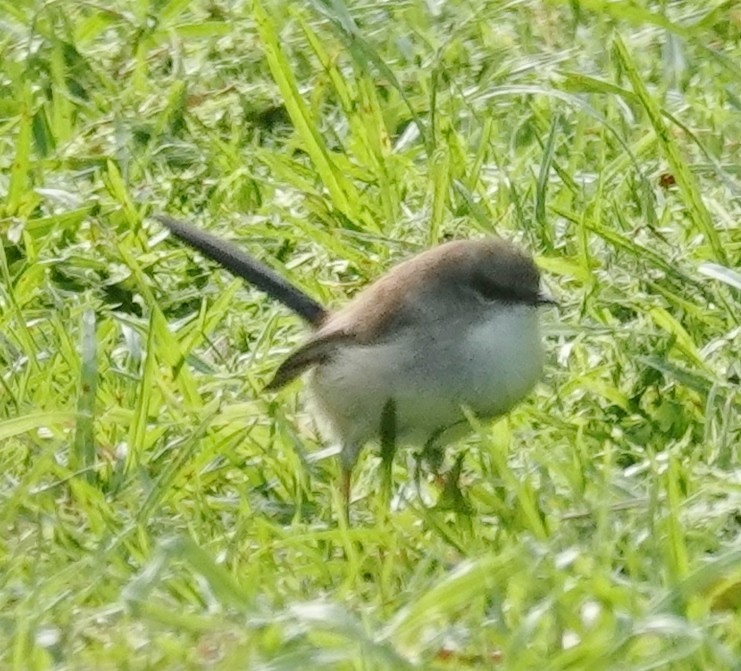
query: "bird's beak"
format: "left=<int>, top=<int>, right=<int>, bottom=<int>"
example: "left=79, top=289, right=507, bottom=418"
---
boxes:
left=536, top=291, right=558, bottom=306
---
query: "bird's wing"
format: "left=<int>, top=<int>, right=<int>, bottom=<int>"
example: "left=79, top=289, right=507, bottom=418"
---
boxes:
left=265, top=331, right=354, bottom=390
left=266, top=251, right=434, bottom=390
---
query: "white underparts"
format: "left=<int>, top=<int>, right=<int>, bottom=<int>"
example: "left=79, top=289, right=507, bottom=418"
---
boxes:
left=307, top=305, right=544, bottom=469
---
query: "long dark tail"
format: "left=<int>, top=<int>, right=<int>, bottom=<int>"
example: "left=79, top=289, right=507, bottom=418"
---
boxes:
left=154, top=214, right=327, bottom=326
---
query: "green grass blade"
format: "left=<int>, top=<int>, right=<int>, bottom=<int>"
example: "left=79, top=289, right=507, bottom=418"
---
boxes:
left=698, top=262, right=741, bottom=293
left=253, top=0, right=366, bottom=228
left=4, top=82, right=32, bottom=217
left=535, top=115, right=559, bottom=248
left=0, top=412, right=74, bottom=442
left=613, top=34, right=726, bottom=263
left=72, top=308, right=98, bottom=480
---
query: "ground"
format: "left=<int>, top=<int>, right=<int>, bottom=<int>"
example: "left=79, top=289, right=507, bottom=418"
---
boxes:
left=0, top=1, right=740, bottom=669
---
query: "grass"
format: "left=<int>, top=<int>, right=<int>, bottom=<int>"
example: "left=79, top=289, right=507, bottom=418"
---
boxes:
left=1, top=0, right=740, bottom=668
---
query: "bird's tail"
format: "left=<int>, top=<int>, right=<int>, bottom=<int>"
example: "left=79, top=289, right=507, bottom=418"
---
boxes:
left=154, top=214, right=327, bottom=326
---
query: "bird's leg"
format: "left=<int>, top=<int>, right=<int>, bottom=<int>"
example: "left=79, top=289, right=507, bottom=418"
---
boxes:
left=437, top=453, right=473, bottom=515
left=423, top=429, right=446, bottom=485
left=339, top=442, right=361, bottom=524
left=379, top=398, right=397, bottom=511
left=340, top=468, right=352, bottom=524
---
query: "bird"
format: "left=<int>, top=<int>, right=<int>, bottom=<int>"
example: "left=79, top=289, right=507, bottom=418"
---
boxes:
left=154, top=214, right=555, bottom=512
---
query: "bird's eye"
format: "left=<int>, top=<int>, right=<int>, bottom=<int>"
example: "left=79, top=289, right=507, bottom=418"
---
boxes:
left=470, top=275, right=516, bottom=302
left=469, top=274, right=538, bottom=304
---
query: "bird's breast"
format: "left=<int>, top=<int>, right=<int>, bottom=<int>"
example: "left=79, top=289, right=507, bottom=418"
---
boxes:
left=309, top=306, right=544, bottom=447
left=453, top=306, right=544, bottom=415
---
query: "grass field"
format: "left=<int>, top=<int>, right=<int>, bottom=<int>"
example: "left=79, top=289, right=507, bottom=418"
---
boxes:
left=1, top=0, right=740, bottom=668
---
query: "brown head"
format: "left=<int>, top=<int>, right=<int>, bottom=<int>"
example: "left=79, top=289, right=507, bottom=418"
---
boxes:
left=321, top=238, right=552, bottom=342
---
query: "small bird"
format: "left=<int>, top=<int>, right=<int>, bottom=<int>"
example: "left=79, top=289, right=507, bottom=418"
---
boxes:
left=155, top=215, right=555, bottom=510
